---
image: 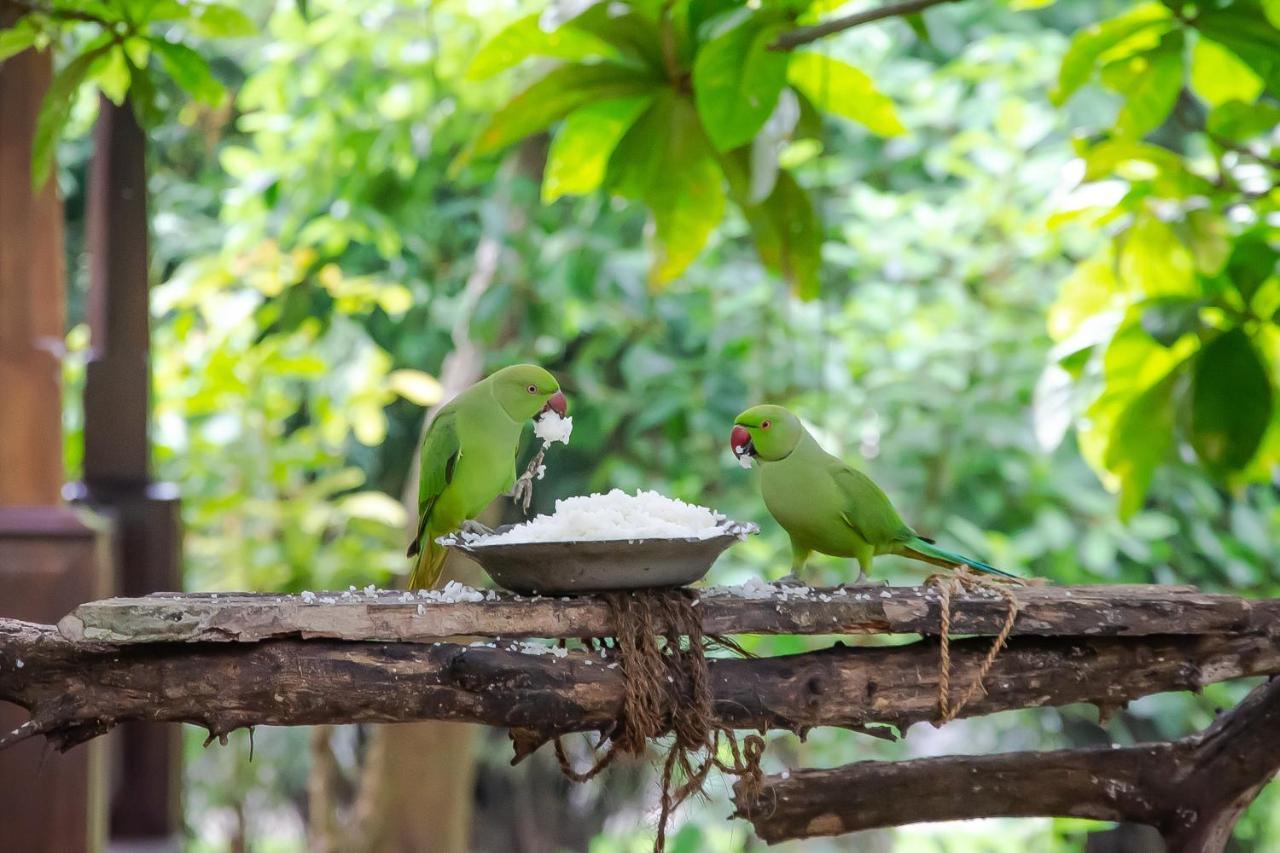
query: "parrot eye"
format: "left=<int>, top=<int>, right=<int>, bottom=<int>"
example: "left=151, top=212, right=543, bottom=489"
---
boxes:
left=527, top=384, right=538, bottom=394
left=762, top=420, right=771, bottom=429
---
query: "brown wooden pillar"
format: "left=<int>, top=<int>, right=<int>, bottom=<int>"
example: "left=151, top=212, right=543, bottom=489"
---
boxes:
left=0, top=42, right=111, bottom=853
left=64, top=97, right=184, bottom=848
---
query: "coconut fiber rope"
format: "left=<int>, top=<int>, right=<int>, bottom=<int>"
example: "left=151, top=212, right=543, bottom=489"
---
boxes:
left=550, top=589, right=765, bottom=852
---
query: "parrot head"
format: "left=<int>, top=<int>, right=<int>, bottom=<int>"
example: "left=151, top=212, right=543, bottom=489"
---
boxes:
left=491, top=364, right=566, bottom=421
left=732, top=405, right=802, bottom=462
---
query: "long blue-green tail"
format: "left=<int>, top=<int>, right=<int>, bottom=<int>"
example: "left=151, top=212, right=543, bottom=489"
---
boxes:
left=900, top=537, right=1019, bottom=579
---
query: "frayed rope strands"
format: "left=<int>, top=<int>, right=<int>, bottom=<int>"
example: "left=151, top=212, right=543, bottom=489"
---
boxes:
left=549, top=590, right=765, bottom=852
left=926, top=567, right=1026, bottom=723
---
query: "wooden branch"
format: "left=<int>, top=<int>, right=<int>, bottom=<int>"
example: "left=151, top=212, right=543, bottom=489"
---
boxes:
left=3, top=613, right=1277, bottom=753
left=771, top=0, right=964, bottom=51
left=56, top=585, right=1279, bottom=644
left=733, top=677, right=1280, bottom=848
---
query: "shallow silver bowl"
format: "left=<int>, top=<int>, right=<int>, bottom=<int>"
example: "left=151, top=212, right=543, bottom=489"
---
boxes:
left=439, top=521, right=758, bottom=595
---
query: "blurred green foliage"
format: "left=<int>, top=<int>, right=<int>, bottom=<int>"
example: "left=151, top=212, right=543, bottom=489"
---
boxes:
left=6, top=0, right=1279, bottom=849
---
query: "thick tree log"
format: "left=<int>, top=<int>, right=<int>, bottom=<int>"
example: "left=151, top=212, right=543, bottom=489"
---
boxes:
left=2, top=613, right=1278, bottom=752
left=56, top=584, right=1279, bottom=644
left=732, top=677, right=1280, bottom=851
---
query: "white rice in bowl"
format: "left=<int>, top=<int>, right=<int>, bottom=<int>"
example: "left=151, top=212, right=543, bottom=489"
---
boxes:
left=457, top=489, right=729, bottom=546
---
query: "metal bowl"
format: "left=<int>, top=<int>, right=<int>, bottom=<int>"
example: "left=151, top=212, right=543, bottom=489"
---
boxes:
left=439, top=521, right=758, bottom=595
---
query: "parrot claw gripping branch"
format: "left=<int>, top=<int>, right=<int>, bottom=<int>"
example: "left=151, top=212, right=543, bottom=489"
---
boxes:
left=4, top=584, right=1280, bottom=850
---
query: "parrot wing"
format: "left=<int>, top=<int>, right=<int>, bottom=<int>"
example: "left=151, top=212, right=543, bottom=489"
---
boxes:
left=830, top=462, right=915, bottom=548
left=406, top=405, right=461, bottom=558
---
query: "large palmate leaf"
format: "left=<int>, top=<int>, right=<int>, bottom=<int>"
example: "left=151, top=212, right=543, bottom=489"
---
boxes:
left=607, top=90, right=725, bottom=286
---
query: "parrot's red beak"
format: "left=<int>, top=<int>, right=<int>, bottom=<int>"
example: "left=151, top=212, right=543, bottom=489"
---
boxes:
left=730, top=425, right=754, bottom=458
left=541, top=391, right=568, bottom=418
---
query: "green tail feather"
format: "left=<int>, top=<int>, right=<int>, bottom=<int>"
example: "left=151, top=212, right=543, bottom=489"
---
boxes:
left=901, top=537, right=1019, bottom=579
left=409, top=537, right=447, bottom=590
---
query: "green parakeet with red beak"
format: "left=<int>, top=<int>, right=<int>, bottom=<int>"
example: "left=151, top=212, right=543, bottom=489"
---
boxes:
left=731, top=404, right=1016, bottom=582
left=407, top=364, right=566, bottom=589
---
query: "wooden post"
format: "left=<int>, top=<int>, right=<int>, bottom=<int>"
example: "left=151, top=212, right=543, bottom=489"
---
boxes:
left=0, top=41, right=111, bottom=853
left=65, top=97, right=183, bottom=849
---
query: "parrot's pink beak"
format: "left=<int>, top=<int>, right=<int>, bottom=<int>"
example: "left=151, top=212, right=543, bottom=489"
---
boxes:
left=730, top=425, right=754, bottom=457
left=541, top=391, right=567, bottom=418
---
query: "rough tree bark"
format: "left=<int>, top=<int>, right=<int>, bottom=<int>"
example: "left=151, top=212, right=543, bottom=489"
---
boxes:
left=3, top=612, right=1277, bottom=750
left=57, top=584, right=1279, bottom=645
left=733, top=676, right=1280, bottom=851
left=4, top=585, right=1278, bottom=850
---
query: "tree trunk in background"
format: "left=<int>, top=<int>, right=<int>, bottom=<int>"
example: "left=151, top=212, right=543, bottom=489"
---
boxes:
left=0, top=40, right=111, bottom=853
left=307, top=138, right=544, bottom=852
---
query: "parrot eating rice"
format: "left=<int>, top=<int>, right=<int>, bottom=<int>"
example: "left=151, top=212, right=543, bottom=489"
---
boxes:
left=407, top=364, right=567, bottom=589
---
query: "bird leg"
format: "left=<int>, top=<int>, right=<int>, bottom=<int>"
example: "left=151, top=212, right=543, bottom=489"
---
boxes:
left=459, top=520, right=494, bottom=537
left=509, top=444, right=549, bottom=514
left=851, top=563, right=889, bottom=588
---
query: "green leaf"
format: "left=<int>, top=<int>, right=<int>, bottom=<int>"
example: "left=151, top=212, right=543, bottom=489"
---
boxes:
left=1107, top=372, right=1177, bottom=519
left=1184, top=208, right=1230, bottom=276
left=693, top=17, right=789, bottom=151
left=1080, top=316, right=1197, bottom=517
left=1207, top=99, right=1280, bottom=140
left=721, top=148, right=821, bottom=298
left=903, top=12, right=931, bottom=44
left=1190, top=37, right=1263, bottom=106
left=1139, top=296, right=1201, bottom=347
left=125, top=52, right=161, bottom=127
left=1194, top=7, right=1280, bottom=94
left=93, top=46, right=131, bottom=105
left=559, top=3, right=667, bottom=72
left=1106, top=33, right=1184, bottom=137
left=1190, top=328, right=1274, bottom=473
left=688, top=0, right=740, bottom=44
left=543, top=94, right=652, bottom=203
left=1119, top=214, right=1197, bottom=297
left=148, top=38, right=225, bottom=105
left=787, top=51, right=905, bottom=137
left=467, top=63, right=658, bottom=163
left=190, top=3, right=256, bottom=37
left=1048, top=249, right=1123, bottom=343
left=1053, top=1, right=1172, bottom=105
left=608, top=91, right=726, bottom=285
left=465, top=13, right=619, bottom=80
left=0, top=18, right=40, bottom=62
left=387, top=369, right=443, bottom=406
left=32, top=38, right=113, bottom=189
left=744, top=168, right=822, bottom=299
left=1225, top=230, right=1278, bottom=306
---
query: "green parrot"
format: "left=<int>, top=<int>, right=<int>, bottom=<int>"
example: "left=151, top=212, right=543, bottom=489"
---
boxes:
left=407, top=364, right=566, bottom=589
left=730, top=404, right=1016, bottom=583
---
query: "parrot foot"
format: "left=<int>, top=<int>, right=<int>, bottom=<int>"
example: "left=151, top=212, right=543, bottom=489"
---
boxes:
left=851, top=570, right=888, bottom=588
left=775, top=573, right=807, bottom=588
left=509, top=471, right=536, bottom=514
left=459, top=520, right=494, bottom=538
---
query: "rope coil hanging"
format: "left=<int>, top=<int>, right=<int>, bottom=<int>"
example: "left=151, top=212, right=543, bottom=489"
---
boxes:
left=926, top=567, right=1024, bottom=723
left=548, top=589, right=765, bottom=852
